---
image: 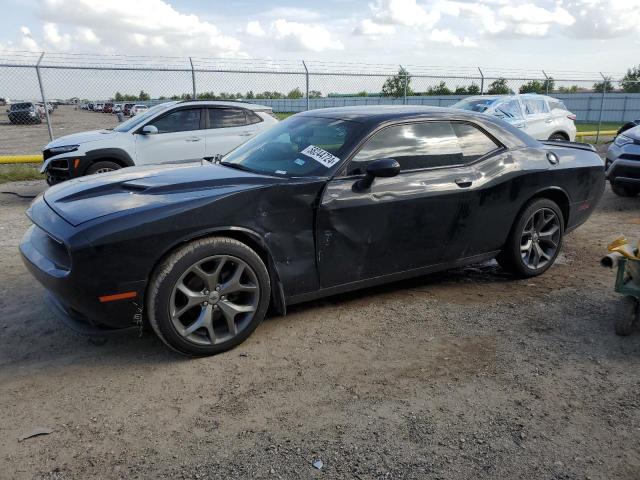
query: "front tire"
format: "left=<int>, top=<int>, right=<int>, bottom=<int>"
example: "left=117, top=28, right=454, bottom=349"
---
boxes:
left=147, top=237, right=271, bottom=356
left=85, top=160, right=122, bottom=175
left=497, top=198, right=564, bottom=278
left=548, top=133, right=567, bottom=141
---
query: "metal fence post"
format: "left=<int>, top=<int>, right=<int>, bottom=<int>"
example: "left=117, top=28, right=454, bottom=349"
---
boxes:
left=400, top=65, right=407, bottom=105
left=478, top=67, right=484, bottom=95
left=542, top=70, right=550, bottom=94
left=189, top=57, right=196, bottom=99
left=596, top=72, right=607, bottom=144
left=35, top=52, right=53, bottom=141
left=621, top=95, right=628, bottom=123
left=302, top=60, right=309, bottom=111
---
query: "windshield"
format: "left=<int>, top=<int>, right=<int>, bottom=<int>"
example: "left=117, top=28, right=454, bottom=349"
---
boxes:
left=221, top=115, right=362, bottom=177
left=451, top=98, right=496, bottom=113
left=113, top=102, right=175, bottom=132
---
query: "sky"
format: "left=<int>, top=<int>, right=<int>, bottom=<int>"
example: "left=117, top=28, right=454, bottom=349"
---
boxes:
left=0, top=0, right=636, bottom=77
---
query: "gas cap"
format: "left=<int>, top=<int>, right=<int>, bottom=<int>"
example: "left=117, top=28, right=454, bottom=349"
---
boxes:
left=546, top=152, right=559, bottom=165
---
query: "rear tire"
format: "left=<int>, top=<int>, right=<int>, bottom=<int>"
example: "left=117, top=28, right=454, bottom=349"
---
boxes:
left=611, top=184, right=639, bottom=197
left=85, top=160, right=121, bottom=175
left=147, top=236, right=271, bottom=356
left=614, top=296, right=638, bottom=336
left=497, top=198, right=564, bottom=278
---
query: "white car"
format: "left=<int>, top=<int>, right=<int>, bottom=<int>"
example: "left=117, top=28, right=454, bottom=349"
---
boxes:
left=41, top=100, right=279, bottom=184
left=113, top=103, right=123, bottom=114
left=452, top=94, right=577, bottom=141
left=130, top=104, right=149, bottom=116
left=94, top=103, right=104, bottom=112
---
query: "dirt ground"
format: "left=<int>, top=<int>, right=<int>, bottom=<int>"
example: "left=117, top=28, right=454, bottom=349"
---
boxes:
left=1, top=106, right=119, bottom=155
left=0, top=178, right=639, bottom=480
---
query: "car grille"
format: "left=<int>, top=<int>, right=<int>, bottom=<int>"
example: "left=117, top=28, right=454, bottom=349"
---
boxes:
left=620, top=153, right=640, bottom=162
left=31, top=225, right=71, bottom=271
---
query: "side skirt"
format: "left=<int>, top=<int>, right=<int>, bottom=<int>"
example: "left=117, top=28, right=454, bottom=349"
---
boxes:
left=285, top=250, right=501, bottom=306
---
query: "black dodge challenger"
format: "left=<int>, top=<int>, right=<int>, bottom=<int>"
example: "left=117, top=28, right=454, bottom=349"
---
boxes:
left=20, top=106, right=605, bottom=356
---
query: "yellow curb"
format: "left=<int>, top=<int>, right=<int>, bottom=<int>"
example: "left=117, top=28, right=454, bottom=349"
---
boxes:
left=0, top=155, right=43, bottom=164
left=575, top=130, right=618, bottom=137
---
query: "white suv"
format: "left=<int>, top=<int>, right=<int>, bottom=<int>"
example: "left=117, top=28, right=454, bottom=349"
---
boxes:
left=41, top=100, right=278, bottom=185
left=452, top=94, right=577, bottom=141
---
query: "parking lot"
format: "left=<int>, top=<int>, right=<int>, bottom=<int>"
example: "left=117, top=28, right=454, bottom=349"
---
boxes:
left=0, top=178, right=639, bottom=479
left=1, top=106, right=119, bottom=155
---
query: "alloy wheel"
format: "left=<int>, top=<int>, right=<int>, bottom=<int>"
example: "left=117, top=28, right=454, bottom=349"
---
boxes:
left=520, top=207, right=561, bottom=270
left=169, top=255, right=260, bottom=346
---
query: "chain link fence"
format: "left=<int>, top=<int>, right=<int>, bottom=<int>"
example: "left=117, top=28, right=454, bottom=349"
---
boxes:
left=1, top=51, right=639, bottom=155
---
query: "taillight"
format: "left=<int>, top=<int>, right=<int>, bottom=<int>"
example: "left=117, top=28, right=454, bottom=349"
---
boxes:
left=567, top=114, right=576, bottom=121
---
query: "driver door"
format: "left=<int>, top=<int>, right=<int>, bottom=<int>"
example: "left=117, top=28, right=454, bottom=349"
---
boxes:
left=135, top=107, right=206, bottom=165
left=315, top=121, right=501, bottom=288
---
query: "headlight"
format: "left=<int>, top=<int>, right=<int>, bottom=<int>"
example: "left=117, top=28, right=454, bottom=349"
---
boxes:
left=49, top=145, right=79, bottom=154
left=614, top=135, right=634, bottom=147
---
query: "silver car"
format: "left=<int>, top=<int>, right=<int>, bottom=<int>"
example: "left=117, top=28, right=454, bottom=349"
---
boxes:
left=606, top=125, right=640, bottom=197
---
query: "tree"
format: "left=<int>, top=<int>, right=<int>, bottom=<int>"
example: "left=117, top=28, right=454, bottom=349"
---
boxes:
left=487, top=78, right=511, bottom=95
left=454, top=86, right=467, bottom=95
left=427, top=81, right=452, bottom=95
left=543, top=77, right=555, bottom=94
left=621, top=65, right=640, bottom=93
left=245, top=91, right=255, bottom=99
left=466, top=83, right=481, bottom=95
left=519, top=80, right=545, bottom=94
left=593, top=77, right=613, bottom=93
left=382, top=67, right=412, bottom=98
left=557, top=85, right=579, bottom=94
left=287, top=87, right=303, bottom=99
left=355, top=91, right=368, bottom=97
left=308, top=90, right=322, bottom=98
left=114, top=91, right=123, bottom=101
left=138, top=90, right=150, bottom=101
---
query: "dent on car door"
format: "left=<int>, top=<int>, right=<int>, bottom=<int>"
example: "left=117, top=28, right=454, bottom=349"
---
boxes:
left=135, top=108, right=206, bottom=164
left=316, top=121, right=499, bottom=288
left=205, top=108, right=260, bottom=158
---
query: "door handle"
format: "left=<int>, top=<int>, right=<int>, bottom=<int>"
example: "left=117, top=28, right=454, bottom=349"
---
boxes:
left=515, top=123, right=525, bottom=129
left=545, top=119, right=553, bottom=124
left=455, top=178, right=473, bottom=188
left=239, top=131, right=253, bottom=137
left=186, top=137, right=202, bottom=142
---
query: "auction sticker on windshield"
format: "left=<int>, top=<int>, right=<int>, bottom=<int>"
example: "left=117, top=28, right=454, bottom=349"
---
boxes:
left=301, top=145, right=341, bottom=168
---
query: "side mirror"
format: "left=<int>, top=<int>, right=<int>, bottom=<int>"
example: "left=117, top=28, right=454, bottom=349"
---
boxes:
left=355, top=158, right=400, bottom=191
left=141, top=125, right=158, bottom=135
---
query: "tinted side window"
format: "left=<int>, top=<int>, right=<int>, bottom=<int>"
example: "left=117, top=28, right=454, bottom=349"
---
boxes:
left=495, top=100, right=523, bottom=120
left=548, top=99, right=567, bottom=111
left=152, top=108, right=201, bottom=134
left=524, top=98, right=549, bottom=115
left=452, top=123, right=500, bottom=162
left=246, top=110, right=263, bottom=124
left=209, top=108, right=249, bottom=128
left=348, top=121, right=499, bottom=175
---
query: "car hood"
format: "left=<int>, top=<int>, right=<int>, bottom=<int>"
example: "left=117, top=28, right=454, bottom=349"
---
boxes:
left=45, top=129, right=122, bottom=149
left=44, top=163, right=285, bottom=227
left=622, top=125, right=640, bottom=141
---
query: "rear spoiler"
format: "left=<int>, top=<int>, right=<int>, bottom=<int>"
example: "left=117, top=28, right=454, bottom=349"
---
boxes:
left=541, top=140, right=596, bottom=152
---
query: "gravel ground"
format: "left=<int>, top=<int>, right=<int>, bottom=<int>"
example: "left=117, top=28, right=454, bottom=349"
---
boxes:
left=0, top=179, right=639, bottom=480
left=1, top=106, right=119, bottom=155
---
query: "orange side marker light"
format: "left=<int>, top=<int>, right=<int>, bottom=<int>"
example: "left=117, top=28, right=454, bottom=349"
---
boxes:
left=99, top=291, right=137, bottom=303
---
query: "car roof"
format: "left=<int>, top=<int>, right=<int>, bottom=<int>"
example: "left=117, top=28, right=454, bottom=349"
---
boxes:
left=176, top=100, right=272, bottom=111
left=296, top=105, right=490, bottom=124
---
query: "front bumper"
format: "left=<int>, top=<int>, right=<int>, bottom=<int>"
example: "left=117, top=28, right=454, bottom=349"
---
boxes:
left=41, top=151, right=87, bottom=185
left=20, top=223, right=146, bottom=332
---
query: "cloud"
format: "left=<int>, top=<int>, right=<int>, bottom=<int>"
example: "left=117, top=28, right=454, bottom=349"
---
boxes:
left=428, top=29, right=478, bottom=47
left=246, top=21, right=266, bottom=37
left=30, top=0, right=244, bottom=56
left=371, top=0, right=440, bottom=27
left=562, top=0, right=640, bottom=38
left=353, top=19, right=396, bottom=36
left=245, top=19, right=343, bottom=52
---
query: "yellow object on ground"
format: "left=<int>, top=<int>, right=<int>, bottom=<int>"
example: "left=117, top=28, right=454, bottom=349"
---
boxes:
left=607, top=236, right=640, bottom=260
left=575, top=130, right=617, bottom=138
left=0, top=155, right=43, bottom=164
